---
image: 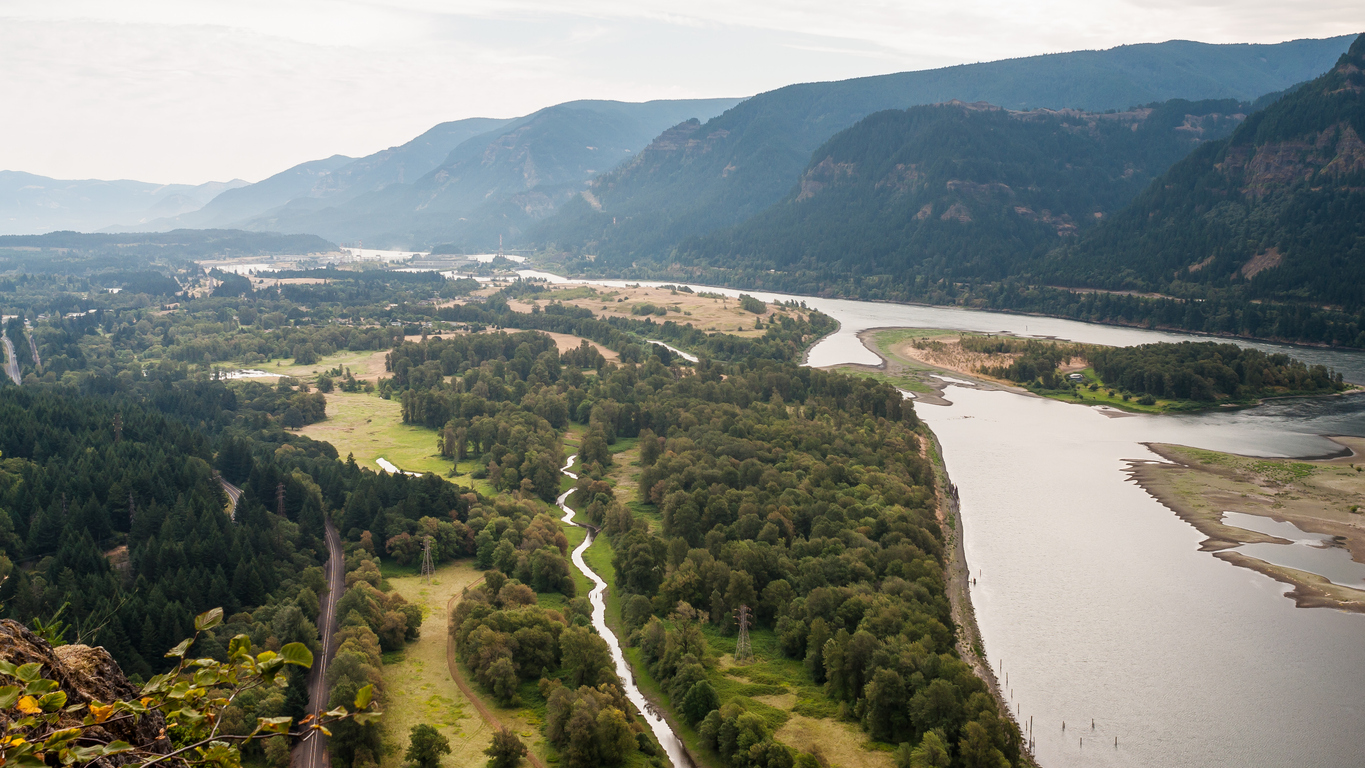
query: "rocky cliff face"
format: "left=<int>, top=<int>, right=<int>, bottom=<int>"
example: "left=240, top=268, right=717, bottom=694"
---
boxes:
left=0, top=619, right=170, bottom=766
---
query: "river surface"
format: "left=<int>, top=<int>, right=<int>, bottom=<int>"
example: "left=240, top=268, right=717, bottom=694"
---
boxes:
left=516, top=271, right=1365, bottom=767
left=556, top=455, right=691, bottom=768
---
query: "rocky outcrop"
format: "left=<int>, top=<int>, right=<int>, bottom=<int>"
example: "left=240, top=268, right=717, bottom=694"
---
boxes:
left=0, top=619, right=170, bottom=766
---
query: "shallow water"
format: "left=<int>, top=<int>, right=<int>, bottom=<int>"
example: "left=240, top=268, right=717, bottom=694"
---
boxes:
left=1224, top=512, right=1365, bottom=589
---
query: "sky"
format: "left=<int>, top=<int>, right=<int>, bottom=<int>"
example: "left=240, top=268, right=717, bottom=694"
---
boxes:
left=2, top=0, right=1361, bottom=185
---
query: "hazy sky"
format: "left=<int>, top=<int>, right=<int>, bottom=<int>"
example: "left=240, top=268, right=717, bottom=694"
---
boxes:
left=3, top=1, right=1361, bottom=185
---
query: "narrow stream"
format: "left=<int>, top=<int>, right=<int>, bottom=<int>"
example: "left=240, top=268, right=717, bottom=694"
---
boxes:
left=556, top=454, right=691, bottom=768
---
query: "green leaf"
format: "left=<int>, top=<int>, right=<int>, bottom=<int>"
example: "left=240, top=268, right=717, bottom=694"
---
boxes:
left=194, top=608, right=223, bottom=632
left=279, top=643, right=314, bottom=669
left=352, top=711, right=381, bottom=726
left=353, top=683, right=373, bottom=709
left=258, top=716, right=292, bottom=734
left=0, top=660, right=17, bottom=677
left=15, top=662, right=42, bottom=683
left=25, top=679, right=59, bottom=695
left=0, top=684, right=21, bottom=708
left=164, top=639, right=192, bottom=659
left=102, top=741, right=133, bottom=755
left=227, top=634, right=252, bottom=659
left=38, top=690, right=68, bottom=711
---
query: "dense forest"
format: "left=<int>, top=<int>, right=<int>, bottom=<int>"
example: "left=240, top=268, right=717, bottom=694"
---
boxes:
left=388, top=320, right=1022, bottom=765
left=1086, top=341, right=1345, bottom=402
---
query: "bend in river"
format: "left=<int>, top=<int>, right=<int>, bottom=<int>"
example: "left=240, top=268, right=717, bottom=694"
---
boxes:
left=556, top=455, right=690, bottom=768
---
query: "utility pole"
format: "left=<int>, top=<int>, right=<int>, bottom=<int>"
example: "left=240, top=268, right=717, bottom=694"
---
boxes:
left=420, top=536, right=435, bottom=583
left=735, top=604, right=753, bottom=663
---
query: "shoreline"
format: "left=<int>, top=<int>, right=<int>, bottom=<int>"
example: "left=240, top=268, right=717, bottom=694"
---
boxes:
left=922, top=428, right=1038, bottom=765
left=1126, top=439, right=1365, bottom=613
left=523, top=266, right=1364, bottom=354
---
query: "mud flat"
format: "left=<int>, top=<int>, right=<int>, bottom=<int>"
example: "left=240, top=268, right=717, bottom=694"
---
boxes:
left=1129, top=438, right=1365, bottom=612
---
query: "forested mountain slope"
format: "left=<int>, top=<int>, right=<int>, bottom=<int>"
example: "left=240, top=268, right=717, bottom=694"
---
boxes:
left=131, top=117, right=516, bottom=232
left=669, top=97, right=1246, bottom=286
left=237, top=98, right=742, bottom=246
left=1040, top=33, right=1365, bottom=312
left=532, top=35, right=1355, bottom=261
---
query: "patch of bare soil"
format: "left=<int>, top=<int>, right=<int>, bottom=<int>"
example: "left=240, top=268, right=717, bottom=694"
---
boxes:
left=1128, top=438, right=1365, bottom=612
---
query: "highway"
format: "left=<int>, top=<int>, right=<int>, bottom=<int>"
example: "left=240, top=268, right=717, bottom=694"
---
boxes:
left=216, top=473, right=243, bottom=521
left=1, top=334, right=18, bottom=384
left=294, top=518, right=343, bottom=768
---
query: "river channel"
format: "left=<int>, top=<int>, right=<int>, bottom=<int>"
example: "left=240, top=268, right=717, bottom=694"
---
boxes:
left=515, top=271, right=1365, bottom=766
left=556, top=455, right=692, bottom=768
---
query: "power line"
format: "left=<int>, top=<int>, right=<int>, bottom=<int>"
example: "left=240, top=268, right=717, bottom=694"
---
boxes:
left=420, top=536, right=434, bottom=584
left=735, top=603, right=753, bottom=664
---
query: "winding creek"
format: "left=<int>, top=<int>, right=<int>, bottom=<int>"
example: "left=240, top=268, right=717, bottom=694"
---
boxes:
left=556, top=455, right=692, bottom=768
left=515, top=270, right=1365, bottom=767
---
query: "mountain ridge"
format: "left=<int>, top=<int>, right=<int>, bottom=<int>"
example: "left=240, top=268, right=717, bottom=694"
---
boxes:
left=1040, top=32, right=1365, bottom=313
left=531, top=34, right=1357, bottom=260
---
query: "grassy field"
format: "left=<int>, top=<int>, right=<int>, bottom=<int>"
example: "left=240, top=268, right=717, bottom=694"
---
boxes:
left=298, top=391, right=451, bottom=476
left=226, top=348, right=391, bottom=382
left=512, top=283, right=806, bottom=338
left=381, top=560, right=497, bottom=768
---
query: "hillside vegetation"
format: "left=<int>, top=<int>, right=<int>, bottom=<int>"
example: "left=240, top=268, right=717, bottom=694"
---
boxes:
left=1041, top=34, right=1365, bottom=312
left=534, top=36, right=1354, bottom=262
left=670, top=98, right=1246, bottom=285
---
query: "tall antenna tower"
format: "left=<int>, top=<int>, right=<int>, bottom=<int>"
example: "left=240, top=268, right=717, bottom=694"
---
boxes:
left=735, top=604, right=753, bottom=664
left=420, top=537, right=435, bottom=583
left=276, top=482, right=286, bottom=517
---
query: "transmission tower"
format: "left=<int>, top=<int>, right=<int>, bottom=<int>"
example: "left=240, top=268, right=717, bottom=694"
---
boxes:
left=735, top=604, right=753, bottom=664
left=420, top=537, right=435, bottom=583
left=276, top=482, right=286, bottom=517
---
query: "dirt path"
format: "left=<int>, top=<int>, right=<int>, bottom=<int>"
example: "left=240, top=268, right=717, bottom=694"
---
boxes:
left=444, top=587, right=547, bottom=768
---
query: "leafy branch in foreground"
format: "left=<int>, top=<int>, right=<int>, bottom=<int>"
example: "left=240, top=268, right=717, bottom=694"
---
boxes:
left=0, top=608, right=380, bottom=768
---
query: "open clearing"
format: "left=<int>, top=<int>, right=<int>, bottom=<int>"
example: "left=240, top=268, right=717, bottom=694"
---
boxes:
left=298, top=391, right=449, bottom=475
left=514, top=283, right=806, bottom=338
left=382, top=561, right=489, bottom=768
left=227, top=348, right=390, bottom=382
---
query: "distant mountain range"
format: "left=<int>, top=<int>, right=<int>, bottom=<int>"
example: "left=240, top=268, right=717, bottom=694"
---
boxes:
left=0, top=172, right=246, bottom=236
left=1, top=35, right=1353, bottom=249
left=232, top=99, right=744, bottom=246
left=535, top=35, right=1357, bottom=261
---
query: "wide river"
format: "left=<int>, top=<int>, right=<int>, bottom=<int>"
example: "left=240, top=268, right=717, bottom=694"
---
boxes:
left=517, top=271, right=1365, bottom=767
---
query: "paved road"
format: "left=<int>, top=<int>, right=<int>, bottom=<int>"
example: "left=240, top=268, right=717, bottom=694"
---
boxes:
left=1, top=334, right=18, bottom=384
left=294, top=518, right=343, bottom=768
left=216, top=473, right=243, bottom=521
left=24, top=322, right=39, bottom=372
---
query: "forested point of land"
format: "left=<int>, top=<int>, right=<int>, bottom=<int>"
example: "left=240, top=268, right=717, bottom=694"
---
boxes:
left=965, top=337, right=1344, bottom=405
